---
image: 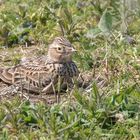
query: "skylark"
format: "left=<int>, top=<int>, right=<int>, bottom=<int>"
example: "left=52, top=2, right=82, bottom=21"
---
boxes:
left=0, top=37, right=79, bottom=94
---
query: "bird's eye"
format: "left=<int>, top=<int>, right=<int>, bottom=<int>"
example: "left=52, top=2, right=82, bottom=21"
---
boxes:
left=57, top=47, right=61, bottom=50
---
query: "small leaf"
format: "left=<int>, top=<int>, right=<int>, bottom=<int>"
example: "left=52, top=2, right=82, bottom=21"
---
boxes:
left=98, top=9, right=112, bottom=33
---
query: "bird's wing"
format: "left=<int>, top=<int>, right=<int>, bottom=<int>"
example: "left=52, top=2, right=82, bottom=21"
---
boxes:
left=20, top=56, right=48, bottom=65
left=0, top=63, right=58, bottom=93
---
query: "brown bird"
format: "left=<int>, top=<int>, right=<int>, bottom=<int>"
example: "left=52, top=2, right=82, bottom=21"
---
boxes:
left=0, top=37, right=79, bottom=94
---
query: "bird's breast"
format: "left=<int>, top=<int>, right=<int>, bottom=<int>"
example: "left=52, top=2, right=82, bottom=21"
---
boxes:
left=54, top=62, right=79, bottom=77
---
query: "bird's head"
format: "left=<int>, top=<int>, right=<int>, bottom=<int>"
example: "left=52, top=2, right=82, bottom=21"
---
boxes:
left=48, top=37, right=76, bottom=62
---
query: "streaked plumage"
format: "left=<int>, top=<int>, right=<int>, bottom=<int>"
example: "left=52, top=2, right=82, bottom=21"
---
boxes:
left=0, top=37, right=79, bottom=93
